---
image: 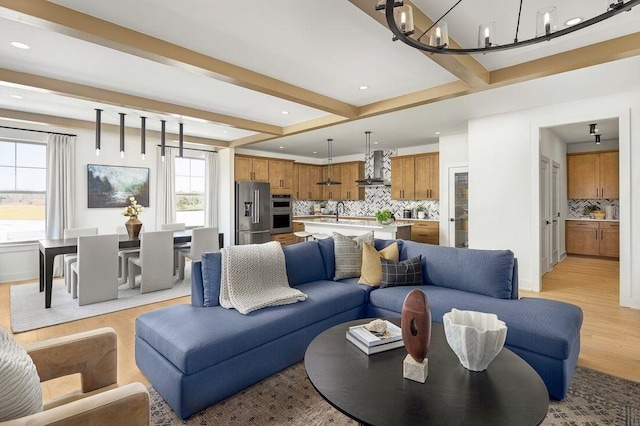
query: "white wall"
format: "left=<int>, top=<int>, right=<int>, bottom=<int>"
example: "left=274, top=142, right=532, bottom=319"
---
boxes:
left=468, top=90, right=638, bottom=309
left=0, top=123, right=222, bottom=283
left=566, top=139, right=619, bottom=153
left=438, top=133, right=469, bottom=246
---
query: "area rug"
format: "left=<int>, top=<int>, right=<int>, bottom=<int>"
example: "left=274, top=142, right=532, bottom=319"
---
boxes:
left=149, top=363, right=640, bottom=425
left=10, top=265, right=192, bottom=333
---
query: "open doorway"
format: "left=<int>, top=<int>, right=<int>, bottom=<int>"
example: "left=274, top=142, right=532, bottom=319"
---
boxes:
left=538, top=118, right=620, bottom=293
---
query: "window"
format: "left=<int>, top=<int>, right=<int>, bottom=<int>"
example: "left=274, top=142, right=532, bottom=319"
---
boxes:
left=175, top=156, right=205, bottom=227
left=0, top=140, right=47, bottom=243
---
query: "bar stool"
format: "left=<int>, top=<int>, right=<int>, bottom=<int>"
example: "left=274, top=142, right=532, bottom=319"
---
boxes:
left=312, top=233, right=330, bottom=240
left=293, top=231, right=313, bottom=243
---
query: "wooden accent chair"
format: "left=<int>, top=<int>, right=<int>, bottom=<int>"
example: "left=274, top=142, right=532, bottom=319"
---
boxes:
left=0, top=328, right=149, bottom=425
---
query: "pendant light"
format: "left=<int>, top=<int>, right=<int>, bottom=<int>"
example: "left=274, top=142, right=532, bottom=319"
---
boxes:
left=119, top=113, right=126, bottom=158
left=317, top=139, right=342, bottom=185
left=140, top=116, right=146, bottom=160
left=160, top=119, right=166, bottom=162
left=589, top=123, right=598, bottom=135
left=595, top=134, right=601, bottom=145
left=95, top=108, right=102, bottom=156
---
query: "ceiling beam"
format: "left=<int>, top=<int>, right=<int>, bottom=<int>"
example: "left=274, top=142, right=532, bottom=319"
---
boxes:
left=0, top=68, right=282, bottom=135
left=491, top=32, right=640, bottom=87
left=0, top=0, right=359, bottom=119
left=359, top=80, right=474, bottom=117
left=348, top=0, right=490, bottom=88
left=0, top=108, right=230, bottom=148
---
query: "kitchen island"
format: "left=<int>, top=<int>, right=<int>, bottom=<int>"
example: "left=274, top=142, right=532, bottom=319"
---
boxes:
left=294, top=218, right=412, bottom=240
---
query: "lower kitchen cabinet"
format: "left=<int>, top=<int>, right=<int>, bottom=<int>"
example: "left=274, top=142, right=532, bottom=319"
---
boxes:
left=410, top=221, right=439, bottom=245
left=566, top=221, right=619, bottom=257
left=271, top=233, right=295, bottom=246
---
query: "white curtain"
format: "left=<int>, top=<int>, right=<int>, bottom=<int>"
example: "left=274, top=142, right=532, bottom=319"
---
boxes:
left=156, top=146, right=178, bottom=227
left=45, top=134, right=76, bottom=276
left=204, top=151, right=219, bottom=227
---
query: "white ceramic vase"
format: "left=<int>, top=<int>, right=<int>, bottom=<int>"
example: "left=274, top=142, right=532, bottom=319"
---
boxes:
left=443, top=309, right=507, bottom=372
left=417, top=211, right=426, bottom=219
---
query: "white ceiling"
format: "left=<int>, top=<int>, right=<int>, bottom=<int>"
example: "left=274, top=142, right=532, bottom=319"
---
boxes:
left=0, top=0, right=638, bottom=156
left=548, top=118, right=620, bottom=144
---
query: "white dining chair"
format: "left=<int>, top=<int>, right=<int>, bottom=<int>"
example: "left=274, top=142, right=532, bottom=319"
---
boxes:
left=70, top=234, right=119, bottom=306
left=127, top=230, right=175, bottom=293
left=116, top=225, right=143, bottom=286
left=178, top=227, right=220, bottom=280
left=63, top=227, right=98, bottom=293
left=161, top=223, right=189, bottom=272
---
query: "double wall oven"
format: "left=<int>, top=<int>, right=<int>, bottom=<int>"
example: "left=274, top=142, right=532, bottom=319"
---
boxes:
left=270, top=194, right=292, bottom=234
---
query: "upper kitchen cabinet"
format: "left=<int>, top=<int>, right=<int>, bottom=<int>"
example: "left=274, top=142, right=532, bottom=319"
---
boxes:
left=268, top=159, right=295, bottom=195
left=391, top=156, right=415, bottom=200
left=340, top=161, right=365, bottom=201
left=295, top=163, right=322, bottom=200
left=414, top=153, right=439, bottom=199
left=235, top=155, right=269, bottom=182
left=567, top=151, right=619, bottom=199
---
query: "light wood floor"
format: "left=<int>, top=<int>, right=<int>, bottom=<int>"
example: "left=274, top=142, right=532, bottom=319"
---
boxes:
left=1, top=255, right=638, bottom=401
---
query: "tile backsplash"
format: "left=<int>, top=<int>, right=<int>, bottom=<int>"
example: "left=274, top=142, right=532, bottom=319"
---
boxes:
left=293, top=150, right=439, bottom=219
left=567, top=199, right=619, bottom=218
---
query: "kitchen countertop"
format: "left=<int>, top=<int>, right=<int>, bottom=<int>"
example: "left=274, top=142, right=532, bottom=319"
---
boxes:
left=565, top=218, right=619, bottom=222
left=294, top=215, right=438, bottom=223
left=293, top=218, right=412, bottom=228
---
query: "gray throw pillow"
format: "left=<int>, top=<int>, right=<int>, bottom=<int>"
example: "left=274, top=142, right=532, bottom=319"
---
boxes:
left=0, top=328, right=42, bottom=421
left=380, top=256, right=423, bottom=288
left=333, top=231, right=374, bottom=280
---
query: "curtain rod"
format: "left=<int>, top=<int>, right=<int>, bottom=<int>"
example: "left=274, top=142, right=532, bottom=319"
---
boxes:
left=156, top=144, right=217, bottom=153
left=0, top=125, right=77, bottom=137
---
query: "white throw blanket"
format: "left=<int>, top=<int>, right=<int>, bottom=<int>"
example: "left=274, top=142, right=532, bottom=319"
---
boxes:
left=219, top=241, right=307, bottom=314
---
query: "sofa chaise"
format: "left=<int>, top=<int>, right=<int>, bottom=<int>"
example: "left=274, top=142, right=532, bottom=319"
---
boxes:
left=135, top=238, right=583, bottom=419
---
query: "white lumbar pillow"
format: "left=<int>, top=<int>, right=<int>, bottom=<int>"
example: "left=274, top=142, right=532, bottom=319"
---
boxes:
left=0, top=328, right=42, bottom=421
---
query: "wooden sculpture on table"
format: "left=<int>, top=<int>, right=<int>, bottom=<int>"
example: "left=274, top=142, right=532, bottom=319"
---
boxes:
left=401, top=289, right=432, bottom=383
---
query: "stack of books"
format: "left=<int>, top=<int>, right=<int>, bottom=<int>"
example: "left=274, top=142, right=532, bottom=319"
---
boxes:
left=346, top=320, right=404, bottom=355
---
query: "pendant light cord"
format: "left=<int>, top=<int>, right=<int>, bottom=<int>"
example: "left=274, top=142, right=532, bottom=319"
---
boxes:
left=514, top=0, right=524, bottom=43
left=419, top=0, right=464, bottom=42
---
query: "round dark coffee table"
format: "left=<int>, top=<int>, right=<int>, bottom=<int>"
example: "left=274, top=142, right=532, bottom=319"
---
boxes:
left=304, top=319, right=549, bottom=426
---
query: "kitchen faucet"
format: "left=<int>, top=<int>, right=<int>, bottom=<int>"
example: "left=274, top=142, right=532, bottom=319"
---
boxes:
left=336, top=201, right=345, bottom=222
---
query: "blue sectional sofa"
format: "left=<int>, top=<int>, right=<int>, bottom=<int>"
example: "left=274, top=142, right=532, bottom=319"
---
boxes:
left=135, top=238, right=583, bottom=419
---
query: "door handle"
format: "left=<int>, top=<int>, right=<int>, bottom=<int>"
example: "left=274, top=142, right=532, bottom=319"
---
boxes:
left=546, top=220, right=551, bottom=225
left=595, top=230, right=598, bottom=240
left=450, top=218, right=456, bottom=222
left=552, top=219, right=557, bottom=223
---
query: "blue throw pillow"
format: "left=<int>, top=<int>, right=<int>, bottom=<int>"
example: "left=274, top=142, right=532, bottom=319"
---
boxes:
left=380, top=255, right=423, bottom=288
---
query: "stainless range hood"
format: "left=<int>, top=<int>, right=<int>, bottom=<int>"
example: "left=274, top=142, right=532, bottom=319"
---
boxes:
left=356, top=150, right=390, bottom=187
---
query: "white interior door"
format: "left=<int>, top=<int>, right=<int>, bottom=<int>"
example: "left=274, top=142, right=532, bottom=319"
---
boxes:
left=551, top=162, right=560, bottom=266
left=540, top=157, right=551, bottom=275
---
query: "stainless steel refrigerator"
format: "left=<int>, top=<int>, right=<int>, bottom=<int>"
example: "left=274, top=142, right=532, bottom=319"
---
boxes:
left=235, top=181, right=271, bottom=245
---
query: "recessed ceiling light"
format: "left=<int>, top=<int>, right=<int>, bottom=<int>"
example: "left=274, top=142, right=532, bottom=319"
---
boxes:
left=564, top=17, right=582, bottom=26
left=359, top=85, right=369, bottom=90
left=10, top=41, right=30, bottom=50
left=279, top=146, right=284, bottom=149
left=313, top=151, right=318, bottom=154
left=373, top=141, right=379, bottom=145
left=281, top=111, right=289, bottom=115
left=435, top=131, right=440, bottom=135
left=10, top=94, right=23, bottom=99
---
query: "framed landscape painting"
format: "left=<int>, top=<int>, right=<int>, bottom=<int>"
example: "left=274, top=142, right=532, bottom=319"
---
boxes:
left=87, top=164, right=150, bottom=208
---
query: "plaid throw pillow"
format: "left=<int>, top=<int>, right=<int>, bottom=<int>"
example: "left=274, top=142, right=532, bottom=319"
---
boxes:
left=380, top=256, right=423, bottom=288
left=333, top=231, right=374, bottom=280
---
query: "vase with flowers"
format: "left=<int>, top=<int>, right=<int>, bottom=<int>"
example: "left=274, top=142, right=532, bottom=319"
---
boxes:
left=122, top=196, right=144, bottom=239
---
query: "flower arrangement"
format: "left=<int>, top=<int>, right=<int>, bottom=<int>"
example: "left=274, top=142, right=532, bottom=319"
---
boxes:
left=122, top=196, right=144, bottom=217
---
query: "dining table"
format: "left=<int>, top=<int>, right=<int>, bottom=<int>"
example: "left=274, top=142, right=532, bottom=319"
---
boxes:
left=38, top=230, right=224, bottom=308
